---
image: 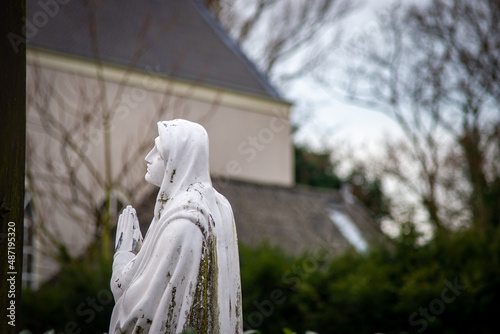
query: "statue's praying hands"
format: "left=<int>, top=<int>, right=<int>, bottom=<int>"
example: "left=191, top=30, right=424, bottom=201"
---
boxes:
left=115, top=205, right=143, bottom=254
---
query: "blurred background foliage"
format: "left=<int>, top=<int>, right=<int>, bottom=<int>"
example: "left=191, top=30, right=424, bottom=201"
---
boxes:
left=21, top=248, right=114, bottom=334
left=294, top=144, right=390, bottom=222
left=20, top=0, right=500, bottom=332
left=238, top=227, right=500, bottom=334
left=21, top=225, right=500, bottom=333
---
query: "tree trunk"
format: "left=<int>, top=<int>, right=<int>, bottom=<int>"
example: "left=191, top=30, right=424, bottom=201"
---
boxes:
left=460, top=128, right=490, bottom=233
left=0, top=1, right=26, bottom=333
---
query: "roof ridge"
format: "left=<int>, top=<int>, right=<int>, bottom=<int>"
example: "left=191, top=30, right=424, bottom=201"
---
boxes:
left=27, top=0, right=286, bottom=101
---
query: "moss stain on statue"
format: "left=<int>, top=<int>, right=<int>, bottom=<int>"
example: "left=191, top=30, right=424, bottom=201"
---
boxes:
left=235, top=290, right=242, bottom=332
left=165, top=286, right=177, bottom=333
left=184, top=220, right=219, bottom=333
left=157, top=191, right=169, bottom=219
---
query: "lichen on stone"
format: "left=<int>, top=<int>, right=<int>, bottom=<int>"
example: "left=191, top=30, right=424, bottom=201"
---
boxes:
left=157, top=191, right=170, bottom=219
left=184, top=220, right=219, bottom=333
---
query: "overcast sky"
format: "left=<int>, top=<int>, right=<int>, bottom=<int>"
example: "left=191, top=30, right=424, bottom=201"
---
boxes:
left=282, top=0, right=405, bottom=155
left=278, top=0, right=413, bottom=237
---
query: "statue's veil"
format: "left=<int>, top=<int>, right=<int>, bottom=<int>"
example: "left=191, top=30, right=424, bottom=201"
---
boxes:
left=109, top=119, right=242, bottom=334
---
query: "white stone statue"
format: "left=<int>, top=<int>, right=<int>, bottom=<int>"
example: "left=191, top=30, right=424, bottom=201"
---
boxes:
left=109, top=119, right=243, bottom=334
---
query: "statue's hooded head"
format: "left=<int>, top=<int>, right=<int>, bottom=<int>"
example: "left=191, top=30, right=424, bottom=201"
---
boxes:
left=145, top=120, right=212, bottom=220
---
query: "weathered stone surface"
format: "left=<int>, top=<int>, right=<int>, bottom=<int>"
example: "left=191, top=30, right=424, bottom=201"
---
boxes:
left=110, top=120, right=242, bottom=333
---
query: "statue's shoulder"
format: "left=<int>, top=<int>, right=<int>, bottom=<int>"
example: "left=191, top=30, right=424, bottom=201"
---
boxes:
left=161, top=213, right=207, bottom=241
left=213, top=189, right=231, bottom=209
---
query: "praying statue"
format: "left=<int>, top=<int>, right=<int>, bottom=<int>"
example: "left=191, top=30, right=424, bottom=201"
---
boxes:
left=109, top=119, right=243, bottom=334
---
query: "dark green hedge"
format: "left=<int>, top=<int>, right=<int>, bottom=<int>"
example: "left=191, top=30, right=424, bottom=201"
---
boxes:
left=240, top=227, right=500, bottom=334
left=21, top=254, right=114, bottom=334
left=21, top=227, right=500, bottom=333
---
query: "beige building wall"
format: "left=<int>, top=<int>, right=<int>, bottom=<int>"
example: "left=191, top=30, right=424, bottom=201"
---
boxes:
left=26, top=49, right=293, bottom=283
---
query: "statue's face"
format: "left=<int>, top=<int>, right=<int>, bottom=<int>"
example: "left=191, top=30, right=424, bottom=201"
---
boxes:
left=145, top=139, right=165, bottom=187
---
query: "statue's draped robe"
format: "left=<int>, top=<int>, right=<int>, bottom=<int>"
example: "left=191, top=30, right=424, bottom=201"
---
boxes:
left=109, top=120, right=243, bottom=334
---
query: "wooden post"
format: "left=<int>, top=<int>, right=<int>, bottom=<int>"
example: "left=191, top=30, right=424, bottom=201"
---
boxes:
left=1, top=1, right=26, bottom=333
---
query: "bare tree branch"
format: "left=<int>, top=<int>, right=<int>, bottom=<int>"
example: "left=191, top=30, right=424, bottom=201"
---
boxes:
left=345, top=0, right=500, bottom=233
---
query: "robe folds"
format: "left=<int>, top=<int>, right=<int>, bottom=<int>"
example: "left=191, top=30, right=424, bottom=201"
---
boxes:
left=109, top=120, right=243, bottom=334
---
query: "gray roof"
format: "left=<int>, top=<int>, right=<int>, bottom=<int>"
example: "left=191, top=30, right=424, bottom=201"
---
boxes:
left=136, top=178, right=387, bottom=256
left=27, top=0, right=282, bottom=100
